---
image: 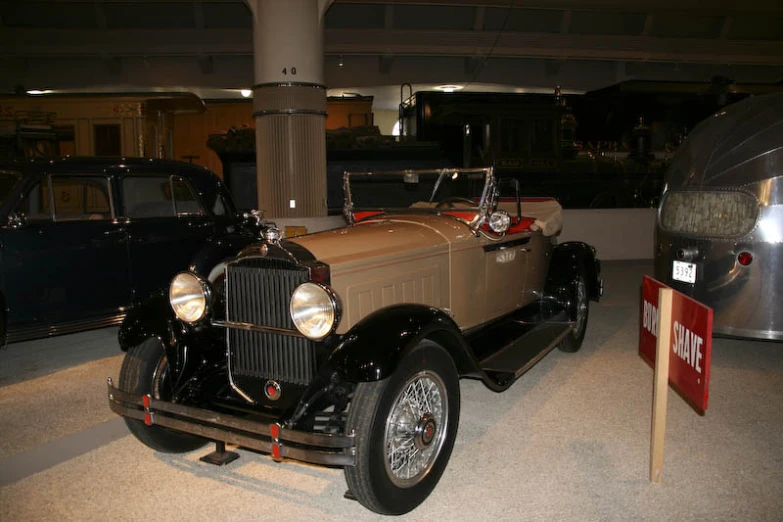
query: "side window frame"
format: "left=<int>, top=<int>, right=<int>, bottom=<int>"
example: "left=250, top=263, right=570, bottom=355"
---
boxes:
left=171, top=175, right=206, bottom=217
left=122, top=174, right=175, bottom=220
left=17, top=175, right=56, bottom=222
left=214, top=185, right=238, bottom=218
left=121, top=173, right=206, bottom=220
left=50, top=174, right=113, bottom=222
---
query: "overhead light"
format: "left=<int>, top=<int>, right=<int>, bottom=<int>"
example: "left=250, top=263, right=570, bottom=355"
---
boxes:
left=240, top=89, right=252, bottom=98
left=26, top=89, right=52, bottom=95
left=436, top=85, right=462, bottom=93
left=338, top=55, right=344, bottom=68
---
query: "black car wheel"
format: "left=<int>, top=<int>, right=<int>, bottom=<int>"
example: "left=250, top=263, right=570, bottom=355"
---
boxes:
left=344, top=340, right=460, bottom=515
left=558, top=270, right=589, bottom=353
left=119, top=338, right=208, bottom=453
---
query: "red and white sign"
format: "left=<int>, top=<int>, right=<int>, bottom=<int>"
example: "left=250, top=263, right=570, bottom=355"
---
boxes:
left=640, top=276, right=713, bottom=412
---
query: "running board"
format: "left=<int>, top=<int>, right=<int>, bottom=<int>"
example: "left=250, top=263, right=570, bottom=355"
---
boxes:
left=478, top=322, right=573, bottom=380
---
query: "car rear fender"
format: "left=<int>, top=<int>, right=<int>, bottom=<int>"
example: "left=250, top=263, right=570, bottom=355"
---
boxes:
left=326, top=304, right=479, bottom=382
left=546, top=241, right=602, bottom=301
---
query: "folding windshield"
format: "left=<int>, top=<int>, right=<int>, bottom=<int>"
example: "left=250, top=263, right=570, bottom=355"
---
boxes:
left=344, top=168, right=492, bottom=213
left=0, top=169, right=22, bottom=207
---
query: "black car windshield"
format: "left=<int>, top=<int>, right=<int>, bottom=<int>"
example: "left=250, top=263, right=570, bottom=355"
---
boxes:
left=0, top=170, right=22, bottom=207
left=345, top=168, right=491, bottom=211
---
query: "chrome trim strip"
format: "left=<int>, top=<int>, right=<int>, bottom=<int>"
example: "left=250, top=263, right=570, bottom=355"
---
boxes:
left=7, top=313, right=126, bottom=344
left=253, top=109, right=327, bottom=118
left=213, top=320, right=303, bottom=337
left=482, top=235, right=531, bottom=253
left=252, top=82, right=326, bottom=90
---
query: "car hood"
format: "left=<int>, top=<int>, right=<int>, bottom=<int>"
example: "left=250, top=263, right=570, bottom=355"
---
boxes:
left=289, top=213, right=475, bottom=270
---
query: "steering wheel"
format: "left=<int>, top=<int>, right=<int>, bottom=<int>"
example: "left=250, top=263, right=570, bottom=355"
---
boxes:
left=435, top=197, right=476, bottom=209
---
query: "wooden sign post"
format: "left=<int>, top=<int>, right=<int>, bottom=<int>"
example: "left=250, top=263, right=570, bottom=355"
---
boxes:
left=639, top=276, right=713, bottom=483
left=650, top=287, right=672, bottom=483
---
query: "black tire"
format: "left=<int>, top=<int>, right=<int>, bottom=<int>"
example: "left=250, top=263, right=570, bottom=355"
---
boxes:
left=344, top=340, right=460, bottom=515
left=119, top=338, right=208, bottom=453
left=558, top=269, right=590, bottom=353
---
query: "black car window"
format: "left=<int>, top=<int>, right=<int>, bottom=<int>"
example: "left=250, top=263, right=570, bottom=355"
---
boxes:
left=51, top=176, right=111, bottom=221
left=123, top=175, right=176, bottom=219
left=212, top=191, right=232, bottom=216
left=17, top=179, right=53, bottom=221
left=0, top=170, right=21, bottom=207
left=171, top=177, right=205, bottom=216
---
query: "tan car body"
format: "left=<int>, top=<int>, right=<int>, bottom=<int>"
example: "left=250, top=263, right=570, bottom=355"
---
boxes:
left=292, top=214, right=553, bottom=333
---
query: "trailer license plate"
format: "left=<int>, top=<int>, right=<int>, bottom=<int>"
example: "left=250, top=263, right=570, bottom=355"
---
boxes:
left=672, top=260, right=696, bottom=284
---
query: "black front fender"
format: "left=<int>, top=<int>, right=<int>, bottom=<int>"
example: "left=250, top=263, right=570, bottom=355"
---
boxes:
left=118, top=290, right=178, bottom=352
left=118, top=291, right=224, bottom=390
left=326, top=304, right=477, bottom=382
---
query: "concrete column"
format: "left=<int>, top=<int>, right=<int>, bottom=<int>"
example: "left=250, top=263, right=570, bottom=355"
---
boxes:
left=245, top=0, right=331, bottom=218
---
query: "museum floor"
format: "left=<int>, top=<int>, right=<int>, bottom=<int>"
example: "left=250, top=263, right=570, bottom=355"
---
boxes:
left=1, top=260, right=781, bottom=521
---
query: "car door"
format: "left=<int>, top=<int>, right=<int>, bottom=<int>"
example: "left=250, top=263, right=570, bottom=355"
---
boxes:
left=482, top=184, right=531, bottom=319
left=121, top=172, right=215, bottom=301
left=1, top=173, right=130, bottom=330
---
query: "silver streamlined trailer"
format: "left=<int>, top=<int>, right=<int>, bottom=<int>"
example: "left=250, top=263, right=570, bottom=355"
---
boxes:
left=654, top=93, right=783, bottom=341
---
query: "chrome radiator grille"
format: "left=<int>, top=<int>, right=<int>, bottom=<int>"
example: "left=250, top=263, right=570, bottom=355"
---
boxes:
left=226, top=258, right=316, bottom=386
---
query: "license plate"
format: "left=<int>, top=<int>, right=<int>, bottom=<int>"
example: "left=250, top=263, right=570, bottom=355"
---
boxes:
left=672, top=260, right=696, bottom=284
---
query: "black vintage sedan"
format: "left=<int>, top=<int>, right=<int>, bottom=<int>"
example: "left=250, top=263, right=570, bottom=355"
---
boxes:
left=0, top=157, right=255, bottom=344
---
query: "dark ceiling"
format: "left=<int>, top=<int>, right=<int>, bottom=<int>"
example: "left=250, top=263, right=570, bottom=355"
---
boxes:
left=1, top=0, right=782, bottom=107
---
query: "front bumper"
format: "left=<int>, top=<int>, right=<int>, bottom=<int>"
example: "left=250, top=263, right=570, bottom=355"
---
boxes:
left=107, top=378, right=355, bottom=466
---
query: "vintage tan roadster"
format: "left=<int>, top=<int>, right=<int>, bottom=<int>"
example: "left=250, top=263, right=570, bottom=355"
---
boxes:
left=108, top=167, right=602, bottom=514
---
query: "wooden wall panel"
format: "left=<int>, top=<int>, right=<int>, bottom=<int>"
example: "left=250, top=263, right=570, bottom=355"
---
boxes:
left=326, top=98, right=374, bottom=130
left=173, top=101, right=254, bottom=177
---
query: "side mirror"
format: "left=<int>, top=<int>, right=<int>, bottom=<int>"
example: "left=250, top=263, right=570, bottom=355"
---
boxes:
left=7, top=212, right=26, bottom=229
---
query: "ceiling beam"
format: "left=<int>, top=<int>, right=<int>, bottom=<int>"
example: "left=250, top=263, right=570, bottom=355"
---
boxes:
left=2, top=28, right=782, bottom=67
left=31, top=0, right=783, bottom=16
left=326, top=29, right=783, bottom=66
left=331, top=0, right=783, bottom=16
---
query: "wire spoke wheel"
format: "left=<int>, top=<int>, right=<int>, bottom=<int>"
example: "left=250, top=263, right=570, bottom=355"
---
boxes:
left=344, top=341, right=460, bottom=515
left=384, top=371, right=448, bottom=487
left=558, top=271, right=590, bottom=353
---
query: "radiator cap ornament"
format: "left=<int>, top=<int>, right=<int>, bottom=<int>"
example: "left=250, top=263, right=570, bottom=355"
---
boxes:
left=263, top=223, right=281, bottom=243
left=265, top=380, right=281, bottom=401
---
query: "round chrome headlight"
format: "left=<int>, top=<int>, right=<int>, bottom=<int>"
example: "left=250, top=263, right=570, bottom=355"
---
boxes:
left=169, top=272, right=211, bottom=323
left=489, top=210, right=511, bottom=233
left=290, top=282, right=339, bottom=340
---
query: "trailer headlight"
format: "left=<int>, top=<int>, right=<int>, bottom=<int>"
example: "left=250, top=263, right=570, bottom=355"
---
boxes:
left=290, top=282, right=339, bottom=340
left=169, top=272, right=211, bottom=323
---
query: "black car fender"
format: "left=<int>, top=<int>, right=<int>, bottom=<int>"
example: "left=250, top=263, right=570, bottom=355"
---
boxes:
left=546, top=241, right=602, bottom=302
left=325, top=304, right=479, bottom=383
left=118, top=290, right=179, bottom=352
left=118, top=290, right=224, bottom=389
